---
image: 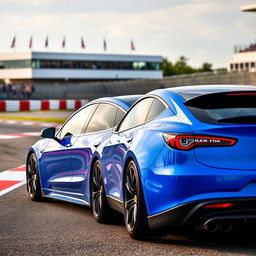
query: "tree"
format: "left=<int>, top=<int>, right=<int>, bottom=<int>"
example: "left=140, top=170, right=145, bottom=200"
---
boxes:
left=162, top=57, right=175, bottom=76
left=174, top=56, right=194, bottom=75
left=162, top=56, right=214, bottom=76
left=199, top=62, right=213, bottom=72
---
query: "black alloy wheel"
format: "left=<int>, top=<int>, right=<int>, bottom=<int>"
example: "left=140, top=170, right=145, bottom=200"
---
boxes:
left=27, top=153, right=42, bottom=201
left=124, top=160, right=149, bottom=239
left=91, top=160, right=112, bottom=223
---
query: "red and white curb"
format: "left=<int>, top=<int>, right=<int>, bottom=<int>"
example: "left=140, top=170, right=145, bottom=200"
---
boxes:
left=0, top=165, right=26, bottom=196
left=0, top=132, right=41, bottom=140
left=0, top=99, right=88, bottom=112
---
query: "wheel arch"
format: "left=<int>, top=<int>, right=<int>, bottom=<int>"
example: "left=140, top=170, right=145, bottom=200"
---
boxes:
left=89, top=154, right=101, bottom=205
left=123, top=153, right=141, bottom=193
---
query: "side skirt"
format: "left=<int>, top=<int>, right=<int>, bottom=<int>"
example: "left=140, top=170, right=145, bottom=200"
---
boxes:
left=106, top=195, right=124, bottom=214
left=43, top=188, right=90, bottom=206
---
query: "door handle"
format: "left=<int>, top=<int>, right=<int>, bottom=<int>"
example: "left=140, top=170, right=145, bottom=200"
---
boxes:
left=93, top=141, right=101, bottom=147
left=126, top=137, right=133, bottom=143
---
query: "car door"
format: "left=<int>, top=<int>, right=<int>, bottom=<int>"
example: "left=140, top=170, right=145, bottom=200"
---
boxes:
left=42, top=104, right=97, bottom=193
left=102, top=97, right=154, bottom=202
left=71, top=103, right=126, bottom=203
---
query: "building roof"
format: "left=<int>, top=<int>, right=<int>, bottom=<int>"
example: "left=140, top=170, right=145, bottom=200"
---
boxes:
left=0, top=51, right=162, bottom=62
left=241, top=4, right=256, bottom=12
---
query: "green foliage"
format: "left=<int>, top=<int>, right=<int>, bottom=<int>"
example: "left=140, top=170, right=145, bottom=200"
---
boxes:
left=162, top=56, right=213, bottom=76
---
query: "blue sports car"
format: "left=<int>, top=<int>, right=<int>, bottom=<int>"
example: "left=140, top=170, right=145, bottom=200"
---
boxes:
left=27, top=85, right=256, bottom=239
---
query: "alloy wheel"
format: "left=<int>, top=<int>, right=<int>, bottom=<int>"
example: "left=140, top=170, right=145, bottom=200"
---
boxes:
left=124, top=163, right=138, bottom=232
left=27, top=154, right=38, bottom=197
left=92, top=162, right=103, bottom=218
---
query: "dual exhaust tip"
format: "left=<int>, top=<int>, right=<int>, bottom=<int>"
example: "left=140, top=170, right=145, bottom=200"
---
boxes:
left=198, top=221, right=233, bottom=233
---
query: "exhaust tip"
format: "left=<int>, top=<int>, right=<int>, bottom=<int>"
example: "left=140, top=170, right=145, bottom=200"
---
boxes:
left=197, top=221, right=218, bottom=232
left=219, top=222, right=233, bottom=232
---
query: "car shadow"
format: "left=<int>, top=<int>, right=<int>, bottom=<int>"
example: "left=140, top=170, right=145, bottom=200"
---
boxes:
left=39, top=198, right=256, bottom=254
left=146, top=226, right=256, bottom=255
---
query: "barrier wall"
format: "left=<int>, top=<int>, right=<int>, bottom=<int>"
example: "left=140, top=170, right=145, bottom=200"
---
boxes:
left=2, top=72, right=256, bottom=101
left=28, top=71, right=256, bottom=100
left=0, top=99, right=88, bottom=112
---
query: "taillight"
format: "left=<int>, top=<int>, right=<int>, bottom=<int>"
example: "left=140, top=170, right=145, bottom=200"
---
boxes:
left=163, top=133, right=237, bottom=150
left=203, top=203, right=234, bottom=209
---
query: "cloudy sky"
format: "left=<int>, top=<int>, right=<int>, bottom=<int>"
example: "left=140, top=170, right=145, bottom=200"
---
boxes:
left=0, top=0, right=255, bottom=68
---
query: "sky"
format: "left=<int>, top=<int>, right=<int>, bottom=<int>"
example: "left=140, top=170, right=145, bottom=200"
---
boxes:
left=0, top=0, right=255, bottom=68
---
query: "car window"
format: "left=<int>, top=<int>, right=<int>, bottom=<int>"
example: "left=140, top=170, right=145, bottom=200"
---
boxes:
left=146, top=98, right=167, bottom=122
left=86, top=103, right=118, bottom=133
left=58, top=104, right=97, bottom=138
left=114, top=108, right=126, bottom=126
left=117, top=97, right=154, bottom=132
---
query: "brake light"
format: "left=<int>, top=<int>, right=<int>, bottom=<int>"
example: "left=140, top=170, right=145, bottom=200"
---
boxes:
left=163, top=133, right=237, bottom=150
left=203, top=203, right=234, bottom=209
left=226, top=92, right=256, bottom=96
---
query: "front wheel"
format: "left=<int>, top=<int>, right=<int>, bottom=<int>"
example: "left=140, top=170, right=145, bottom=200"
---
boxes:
left=124, top=160, right=149, bottom=239
left=26, top=153, right=42, bottom=201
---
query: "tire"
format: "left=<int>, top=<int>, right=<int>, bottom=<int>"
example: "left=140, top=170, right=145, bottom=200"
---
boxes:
left=91, top=160, right=113, bottom=224
left=124, top=160, right=149, bottom=239
left=26, top=153, right=42, bottom=201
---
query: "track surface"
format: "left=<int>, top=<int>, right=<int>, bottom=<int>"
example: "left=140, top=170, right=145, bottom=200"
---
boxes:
left=1, top=115, right=256, bottom=256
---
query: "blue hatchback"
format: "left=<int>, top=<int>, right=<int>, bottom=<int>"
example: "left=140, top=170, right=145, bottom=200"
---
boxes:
left=25, top=95, right=140, bottom=209
left=27, top=85, right=256, bottom=239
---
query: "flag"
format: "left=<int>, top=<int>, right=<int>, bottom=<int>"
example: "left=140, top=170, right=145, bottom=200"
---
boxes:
left=45, top=36, right=48, bottom=48
left=81, top=37, right=85, bottom=49
left=62, top=37, right=66, bottom=48
left=131, top=40, right=135, bottom=51
left=103, top=38, right=107, bottom=51
left=29, top=36, right=33, bottom=49
left=10, top=36, right=16, bottom=48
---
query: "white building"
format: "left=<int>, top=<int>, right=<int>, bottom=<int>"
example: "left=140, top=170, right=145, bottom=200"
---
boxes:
left=0, top=51, right=163, bottom=83
left=229, top=46, right=256, bottom=72
left=229, top=4, right=256, bottom=72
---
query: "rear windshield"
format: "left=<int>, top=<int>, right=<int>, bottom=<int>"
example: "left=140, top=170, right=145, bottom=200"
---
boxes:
left=185, top=92, right=256, bottom=124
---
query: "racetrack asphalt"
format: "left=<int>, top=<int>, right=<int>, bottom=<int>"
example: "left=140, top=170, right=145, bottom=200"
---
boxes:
left=1, top=112, right=256, bottom=255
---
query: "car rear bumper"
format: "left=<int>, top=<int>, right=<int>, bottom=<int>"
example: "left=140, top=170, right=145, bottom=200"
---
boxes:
left=147, top=197, right=256, bottom=230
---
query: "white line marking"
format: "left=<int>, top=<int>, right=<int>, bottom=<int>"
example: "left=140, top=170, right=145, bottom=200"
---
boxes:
left=0, top=171, right=26, bottom=181
left=0, top=132, right=40, bottom=140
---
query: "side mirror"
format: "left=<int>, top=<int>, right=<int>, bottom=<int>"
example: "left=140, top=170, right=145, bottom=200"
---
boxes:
left=41, top=127, right=56, bottom=139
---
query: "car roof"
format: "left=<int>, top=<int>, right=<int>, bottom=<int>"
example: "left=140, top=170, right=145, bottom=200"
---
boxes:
left=90, top=95, right=142, bottom=111
left=152, top=85, right=256, bottom=101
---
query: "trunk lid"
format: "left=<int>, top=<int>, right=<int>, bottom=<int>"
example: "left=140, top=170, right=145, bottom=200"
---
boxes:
left=192, top=125, right=256, bottom=170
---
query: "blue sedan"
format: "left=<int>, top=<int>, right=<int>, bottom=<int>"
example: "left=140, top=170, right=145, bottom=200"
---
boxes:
left=27, top=85, right=256, bottom=239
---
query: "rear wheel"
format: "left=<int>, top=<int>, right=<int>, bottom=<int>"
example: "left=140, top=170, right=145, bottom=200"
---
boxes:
left=91, top=160, right=113, bottom=223
left=124, top=160, right=149, bottom=239
left=27, top=153, right=42, bottom=201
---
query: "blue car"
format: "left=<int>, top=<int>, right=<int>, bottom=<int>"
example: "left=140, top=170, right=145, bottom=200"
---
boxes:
left=27, top=85, right=256, bottom=239
left=25, top=95, right=140, bottom=210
